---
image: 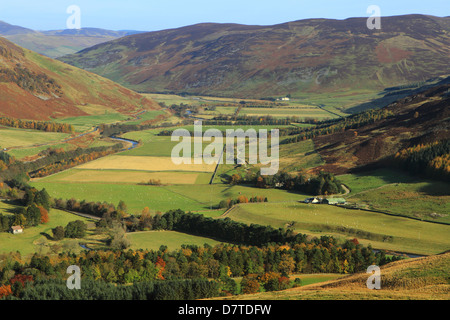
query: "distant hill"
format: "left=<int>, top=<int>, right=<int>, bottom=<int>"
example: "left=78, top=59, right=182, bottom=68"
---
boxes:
left=310, top=77, right=450, bottom=174
left=0, top=21, right=145, bottom=58
left=58, top=15, right=450, bottom=101
left=0, top=21, right=35, bottom=35
left=0, top=36, right=159, bottom=120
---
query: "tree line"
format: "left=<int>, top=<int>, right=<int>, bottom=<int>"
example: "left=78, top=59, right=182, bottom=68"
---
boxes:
left=227, top=170, right=344, bottom=196
left=394, top=140, right=450, bottom=181
left=99, top=119, right=175, bottom=137
left=204, top=115, right=321, bottom=126
left=29, top=149, right=118, bottom=178
left=0, top=116, right=74, bottom=133
left=0, top=65, right=63, bottom=97
left=280, top=108, right=394, bottom=144
left=0, top=239, right=400, bottom=300
left=0, top=144, right=122, bottom=181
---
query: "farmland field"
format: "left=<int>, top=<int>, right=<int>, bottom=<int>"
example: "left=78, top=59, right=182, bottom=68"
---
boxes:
left=29, top=179, right=307, bottom=215
left=75, top=155, right=217, bottom=172
left=33, top=168, right=212, bottom=185
left=7, top=143, right=71, bottom=160
left=337, top=169, right=417, bottom=194
left=127, top=230, right=223, bottom=251
left=239, top=106, right=336, bottom=119
left=54, top=113, right=129, bottom=132
left=120, top=131, right=223, bottom=158
left=0, top=127, right=71, bottom=149
left=338, top=169, right=450, bottom=224
left=225, top=202, right=450, bottom=255
left=123, top=110, right=167, bottom=125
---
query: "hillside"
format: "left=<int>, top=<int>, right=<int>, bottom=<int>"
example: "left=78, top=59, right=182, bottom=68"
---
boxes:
left=0, top=21, right=144, bottom=58
left=0, top=36, right=160, bottom=121
left=0, top=21, right=35, bottom=36
left=310, top=77, right=450, bottom=174
left=214, top=252, right=450, bottom=300
left=59, top=15, right=450, bottom=101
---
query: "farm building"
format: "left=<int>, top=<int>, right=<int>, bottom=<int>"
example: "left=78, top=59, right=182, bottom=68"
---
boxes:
left=10, top=226, right=23, bottom=234
left=323, top=198, right=347, bottom=205
left=303, top=197, right=322, bottom=204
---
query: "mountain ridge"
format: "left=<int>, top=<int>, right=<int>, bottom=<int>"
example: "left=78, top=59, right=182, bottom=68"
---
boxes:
left=0, top=21, right=145, bottom=58
left=0, top=36, right=159, bottom=121
left=59, top=14, right=450, bottom=101
left=310, top=77, right=450, bottom=175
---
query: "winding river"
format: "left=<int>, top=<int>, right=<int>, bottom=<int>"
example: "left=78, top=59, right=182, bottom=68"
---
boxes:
left=110, top=135, right=139, bottom=150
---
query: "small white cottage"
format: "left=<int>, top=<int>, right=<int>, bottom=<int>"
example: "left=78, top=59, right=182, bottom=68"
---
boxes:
left=10, top=226, right=23, bottom=234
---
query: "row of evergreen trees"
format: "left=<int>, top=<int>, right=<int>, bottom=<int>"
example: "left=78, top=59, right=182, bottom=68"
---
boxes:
left=394, top=140, right=450, bottom=181
left=227, top=170, right=344, bottom=196
left=280, top=108, right=394, bottom=144
left=8, top=278, right=220, bottom=300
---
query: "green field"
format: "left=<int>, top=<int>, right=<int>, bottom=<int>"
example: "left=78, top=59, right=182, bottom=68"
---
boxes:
left=224, top=202, right=450, bottom=255
left=0, top=200, right=94, bottom=256
left=0, top=127, right=70, bottom=149
left=339, top=169, right=450, bottom=224
left=54, top=113, right=129, bottom=132
left=338, top=169, right=417, bottom=194
left=127, top=230, right=223, bottom=251
left=239, top=106, right=336, bottom=119
left=7, top=143, right=70, bottom=160
left=122, top=110, right=167, bottom=125
left=278, top=139, right=324, bottom=172
left=29, top=179, right=307, bottom=215
left=120, top=132, right=222, bottom=158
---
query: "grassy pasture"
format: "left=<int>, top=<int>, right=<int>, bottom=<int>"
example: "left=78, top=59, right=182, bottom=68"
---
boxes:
left=144, top=93, right=271, bottom=107
left=338, top=169, right=417, bottom=194
left=29, top=180, right=306, bottom=215
left=54, top=113, right=129, bottom=132
left=127, top=230, right=223, bottom=251
left=0, top=127, right=70, bottom=149
left=239, top=106, right=335, bottom=119
left=29, top=182, right=206, bottom=214
left=225, top=202, right=450, bottom=255
left=7, top=143, right=70, bottom=160
left=120, top=132, right=223, bottom=158
left=278, top=139, right=324, bottom=172
left=123, top=110, right=166, bottom=125
left=339, top=169, right=450, bottom=224
left=348, top=181, right=450, bottom=224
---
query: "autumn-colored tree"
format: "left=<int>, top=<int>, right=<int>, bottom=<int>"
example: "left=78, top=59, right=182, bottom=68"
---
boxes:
left=39, top=206, right=50, bottom=224
left=256, top=176, right=265, bottom=188
left=278, top=276, right=291, bottom=290
left=0, top=160, right=7, bottom=171
left=10, top=274, right=33, bottom=287
left=241, top=275, right=260, bottom=294
left=0, top=285, right=12, bottom=299
left=230, top=174, right=242, bottom=185
left=237, top=195, right=248, bottom=204
left=155, top=256, right=166, bottom=280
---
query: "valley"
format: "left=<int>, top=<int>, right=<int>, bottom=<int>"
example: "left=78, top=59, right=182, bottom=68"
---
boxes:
left=0, top=12, right=448, bottom=302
